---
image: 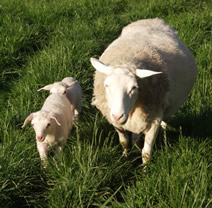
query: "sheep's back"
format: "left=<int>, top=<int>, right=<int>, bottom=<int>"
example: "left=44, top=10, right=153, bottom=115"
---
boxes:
left=98, top=18, right=197, bottom=120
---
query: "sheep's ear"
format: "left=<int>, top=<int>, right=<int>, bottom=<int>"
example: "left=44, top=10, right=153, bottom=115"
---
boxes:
left=50, top=114, right=61, bottom=126
left=37, top=84, right=53, bottom=92
left=90, top=57, right=112, bottom=75
left=136, top=69, right=162, bottom=78
left=22, top=113, right=34, bottom=128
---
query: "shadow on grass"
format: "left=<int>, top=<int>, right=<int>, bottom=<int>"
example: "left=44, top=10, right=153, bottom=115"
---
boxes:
left=169, top=107, right=212, bottom=139
left=0, top=26, right=52, bottom=96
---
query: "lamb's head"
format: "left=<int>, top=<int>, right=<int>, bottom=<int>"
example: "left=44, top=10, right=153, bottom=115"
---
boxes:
left=38, top=81, right=76, bottom=95
left=22, top=111, right=61, bottom=142
left=91, top=58, right=162, bottom=125
left=38, top=82, right=67, bottom=94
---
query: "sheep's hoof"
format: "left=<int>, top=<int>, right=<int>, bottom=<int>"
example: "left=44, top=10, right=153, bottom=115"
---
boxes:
left=160, top=121, right=167, bottom=130
left=122, top=149, right=128, bottom=157
left=142, top=153, right=150, bottom=164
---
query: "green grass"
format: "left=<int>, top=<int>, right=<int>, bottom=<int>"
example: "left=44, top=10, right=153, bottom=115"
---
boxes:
left=0, top=0, right=211, bottom=207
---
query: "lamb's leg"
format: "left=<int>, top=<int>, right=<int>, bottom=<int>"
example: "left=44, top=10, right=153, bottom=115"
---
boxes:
left=53, top=145, right=64, bottom=163
left=36, top=142, right=48, bottom=167
left=142, top=118, right=162, bottom=164
left=116, top=129, right=129, bottom=157
left=73, top=109, right=79, bottom=122
left=55, top=145, right=63, bottom=155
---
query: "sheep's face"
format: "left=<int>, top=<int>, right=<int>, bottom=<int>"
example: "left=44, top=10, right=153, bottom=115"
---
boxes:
left=90, top=57, right=162, bottom=125
left=31, top=112, right=53, bottom=142
left=104, top=69, right=139, bottom=125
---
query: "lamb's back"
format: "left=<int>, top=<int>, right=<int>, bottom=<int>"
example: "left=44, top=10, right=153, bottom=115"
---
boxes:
left=42, top=94, right=72, bottom=127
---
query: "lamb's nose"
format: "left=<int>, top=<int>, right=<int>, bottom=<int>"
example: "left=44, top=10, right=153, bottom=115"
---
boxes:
left=37, top=136, right=44, bottom=141
left=112, top=114, right=123, bottom=122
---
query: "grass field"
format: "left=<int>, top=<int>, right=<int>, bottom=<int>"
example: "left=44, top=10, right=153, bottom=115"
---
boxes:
left=0, top=0, right=211, bottom=207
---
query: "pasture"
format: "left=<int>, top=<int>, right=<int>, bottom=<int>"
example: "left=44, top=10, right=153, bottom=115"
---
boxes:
left=0, top=0, right=211, bottom=207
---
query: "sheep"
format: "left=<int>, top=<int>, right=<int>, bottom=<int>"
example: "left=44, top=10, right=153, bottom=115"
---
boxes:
left=90, top=18, right=197, bottom=164
left=38, top=77, right=82, bottom=121
left=22, top=93, right=73, bottom=165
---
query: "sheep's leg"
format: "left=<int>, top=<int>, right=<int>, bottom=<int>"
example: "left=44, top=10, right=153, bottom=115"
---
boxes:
left=142, top=118, right=162, bottom=164
left=131, top=133, right=143, bottom=150
left=131, top=133, right=138, bottom=144
left=116, top=129, right=129, bottom=157
left=160, top=121, right=167, bottom=130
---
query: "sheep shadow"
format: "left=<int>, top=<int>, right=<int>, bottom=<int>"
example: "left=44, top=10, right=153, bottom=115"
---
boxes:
left=169, top=108, right=212, bottom=139
left=96, top=105, right=212, bottom=168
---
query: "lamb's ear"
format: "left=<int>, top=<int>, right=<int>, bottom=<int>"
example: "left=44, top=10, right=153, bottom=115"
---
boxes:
left=67, top=81, right=77, bottom=88
left=22, top=113, right=34, bottom=128
left=136, top=69, right=162, bottom=78
left=50, top=114, right=61, bottom=126
left=37, top=84, right=53, bottom=92
left=90, top=57, right=112, bottom=75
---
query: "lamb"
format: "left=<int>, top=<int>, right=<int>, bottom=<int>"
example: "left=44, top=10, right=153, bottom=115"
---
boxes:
left=38, top=77, right=82, bottom=120
left=22, top=93, right=73, bottom=165
left=90, top=18, right=197, bottom=164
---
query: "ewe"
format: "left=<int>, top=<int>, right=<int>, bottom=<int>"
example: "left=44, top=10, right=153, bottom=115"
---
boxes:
left=91, top=18, right=197, bottom=164
left=22, top=93, right=73, bottom=166
left=38, top=77, right=82, bottom=121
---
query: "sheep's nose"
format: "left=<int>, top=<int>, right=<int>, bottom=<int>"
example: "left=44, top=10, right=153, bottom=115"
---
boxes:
left=112, top=114, right=123, bottom=122
left=37, top=136, right=44, bottom=141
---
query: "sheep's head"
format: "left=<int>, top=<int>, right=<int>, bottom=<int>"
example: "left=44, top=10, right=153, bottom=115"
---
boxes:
left=22, top=111, right=61, bottom=142
left=90, top=58, right=162, bottom=125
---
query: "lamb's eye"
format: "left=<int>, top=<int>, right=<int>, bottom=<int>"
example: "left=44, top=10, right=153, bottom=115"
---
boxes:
left=46, top=123, right=50, bottom=128
left=63, top=90, right=66, bottom=95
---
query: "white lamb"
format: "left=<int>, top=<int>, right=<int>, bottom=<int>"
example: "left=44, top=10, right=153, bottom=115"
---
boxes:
left=38, top=77, right=82, bottom=120
left=90, top=18, right=197, bottom=164
left=22, top=93, right=73, bottom=165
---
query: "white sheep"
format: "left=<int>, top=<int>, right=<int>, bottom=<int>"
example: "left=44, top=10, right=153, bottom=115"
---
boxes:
left=90, top=18, right=197, bottom=164
left=22, top=93, right=73, bottom=165
left=38, top=77, right=82, bottom=120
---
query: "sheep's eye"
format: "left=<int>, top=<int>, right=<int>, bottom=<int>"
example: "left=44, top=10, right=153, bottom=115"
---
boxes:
left=129, top=86, right=137, bottom=94
left=132, top=86, right=137, bottom=91
left=31, top=123, right=34, bottom=127
left=63, top=90, right=66, bottom=95
left=46, top=123, right=50, bottom=128
left=104, top=84, right=108, bottom=88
